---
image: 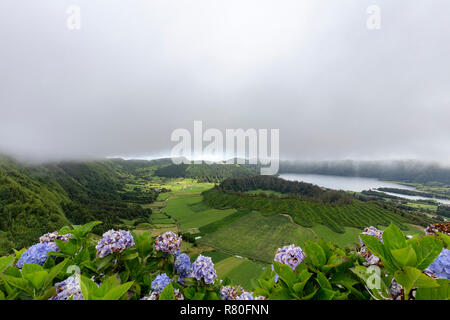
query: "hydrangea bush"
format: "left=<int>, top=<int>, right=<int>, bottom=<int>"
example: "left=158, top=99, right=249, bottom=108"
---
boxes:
left=0, top=221, right=448, bottom=300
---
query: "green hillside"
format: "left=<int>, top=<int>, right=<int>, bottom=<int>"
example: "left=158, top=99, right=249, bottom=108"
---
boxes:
left=202, top=176, right=437, bottom=233
left=0, top=157, right=158, bottom=254
left=154, top=162, right=259, bottom=182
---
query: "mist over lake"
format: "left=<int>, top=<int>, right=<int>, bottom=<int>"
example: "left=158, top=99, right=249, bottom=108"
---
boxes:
left=279, top=173, right=450, bottom=205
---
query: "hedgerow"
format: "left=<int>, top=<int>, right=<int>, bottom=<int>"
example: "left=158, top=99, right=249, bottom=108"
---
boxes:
left=0, top=221, right=448, bottom=300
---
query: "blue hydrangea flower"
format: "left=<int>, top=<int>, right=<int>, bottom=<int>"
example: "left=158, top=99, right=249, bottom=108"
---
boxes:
left=154, top=231, right=182, bottom=254
left=151, top=273, right=172, bottom=293
left=50, top=275, right=83, bottom=300
left=175, top=253, right=191, bottom=275
left=236, top=291, right=265, bottom=300
left=16, top=242, right=59, bottom=268
left=220, top=286, right=239, bottom=300
left=95, top=229, right=135, bottom=258
left=191, top=255, right=217, bottom=285
left=274, top=244, right=306, bottom=271
left=426, top=248, right=450, bottom=279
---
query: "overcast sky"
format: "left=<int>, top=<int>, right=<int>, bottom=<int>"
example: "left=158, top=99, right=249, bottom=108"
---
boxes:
left=1, top=0, right=449, bottom=163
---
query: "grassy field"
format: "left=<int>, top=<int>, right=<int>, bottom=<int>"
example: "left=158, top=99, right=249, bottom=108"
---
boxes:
left=198, top=211, right=317, bottom=263
left=129, top=177, right=429, bottom=289
left=213, top=256, right=266, bottom=290
left=162, top=194, right=237, bottom=232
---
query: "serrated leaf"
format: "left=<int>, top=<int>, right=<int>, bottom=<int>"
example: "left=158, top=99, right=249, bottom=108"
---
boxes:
left=273, top=261, right=296, bottom=287
left=79, top=275, right=98, bottom=300
left=391, top=246, right=417, bottom=267
left=0, top=256, right=15, bottom=274
left=317, top=288, right=336, bottom=300
left=408, top=236, right=444, bottom=270
left=304, top=241, right=326, bottom=267
left=102, top=281, right=134, bottom=300
left=383, top=224, right=407, bottom=251
left=395, top=266, right=438, bottom=297
left=416, top=279, right=450, bottom=300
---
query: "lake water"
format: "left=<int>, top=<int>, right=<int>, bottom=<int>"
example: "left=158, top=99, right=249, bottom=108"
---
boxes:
left=279, top=173, right=450, bottom=205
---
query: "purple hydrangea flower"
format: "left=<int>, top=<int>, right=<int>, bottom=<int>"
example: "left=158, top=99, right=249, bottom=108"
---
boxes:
left=151, top=273, right=172, bottom=293
left=360, top=226, right=384, bottom=246
left=191, top=255, right=217, bottom=285
left=154, top=232, right=182, bottom=254
left=40, top=231, right=72, bottom=244
left=426, top=248, right=450, bottom=279
left=49, top=275, right=83, bottom=300
left=95, top=229, right=135, bottom=258
left=274, top=245, right=306, bottom=271
left=16, top=242, right=59, bottom=268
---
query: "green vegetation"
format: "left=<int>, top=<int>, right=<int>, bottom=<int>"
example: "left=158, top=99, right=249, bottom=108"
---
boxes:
left=154, top=162, right=259, bottom=182
left=0, top=157, right=159, bottom=255
left=199, top=211, right=316, bottom=263
left=203, top=187, right=436, bottom=234
left=162, top=194, right=237, bottom=232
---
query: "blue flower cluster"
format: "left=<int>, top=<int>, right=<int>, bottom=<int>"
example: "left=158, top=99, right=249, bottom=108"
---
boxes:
left=191, top=255, right=217, bottom=285
left=151, top=273, right=172, bottom=293
left=95, top=229, right=135, bottom=258
left=359, top=226, right=384, bottom=246
left=40, top=231, right=72, bottom=244
left=175, top=253, right=191, bottom=283
left=274, top=244, right=306, bottom=271
left=154, top=231, right=182, bottom=254
left=220, top=286, right=264, bottom=300
left=50, top=275, right=83, bottom=300
left=16, top=242, right=59, bottom=268
left=426, top=248, right=450, bottom=279
left=236, top=291, right=265, bottom=300
left=220, top=286, right=239, bottom=300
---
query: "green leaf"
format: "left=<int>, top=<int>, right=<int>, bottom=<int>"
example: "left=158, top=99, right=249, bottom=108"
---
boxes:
left=21, top=264, right=43, bottom=277
left=304, top=241, right=327, bottom=267
left=1, top=274, right=31, bottom=294
left=102, top=281, right=134, bottom=300
left=391, top=246, right=417, bottom=267
left=0, top=256, right=15, bottom=274
left=159, top=283, right=176, bottom=300
left=29, top=271, right=48, bottom=290
left=395, top=266, right=438, bottom=297
left=416, top=279, right=450, bottom=300
left=97, top=275, right=122, bottom=297
left=360, top=234, right=399, bottom=273
left=79, top=275, right=99, bottom=300
left=183, top=287, right=195, bottom=300
left=43, top=260, right=68, bottom=289
left=292, top=279, right=310, bottom=296
left=34, top=286, right=56, bottom=300
left=317, top=288, right=335, bottom=300
left=359, top=235, right=385, bottom=260
left=383, top=224, right=407, bottom=251
left=273, top=261, right=296, bottom=287
left=316, top=272, right=332, bottom=290
left=350, top=265, right=391, bottom=300
left=408, top=236, right=444, bottom=270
